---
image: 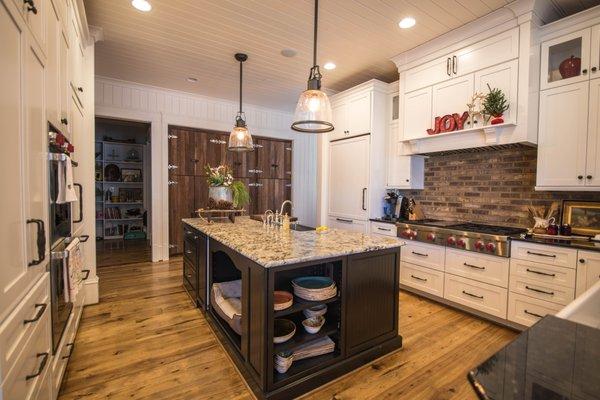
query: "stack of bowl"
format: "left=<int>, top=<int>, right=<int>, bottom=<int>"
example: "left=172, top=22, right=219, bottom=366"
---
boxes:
left=292, top=277, right=337, bottom=301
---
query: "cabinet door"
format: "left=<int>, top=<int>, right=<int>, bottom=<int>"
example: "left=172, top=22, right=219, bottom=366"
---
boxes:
left=168, top=127, right=197, bottom=176
left=328, top=136, right=369, bottom=220
left=283, top=142, right=292, bottom=179
left=474, top=60, right=518, bottom=124
left=252, top=178, right=283, bottom=215
left=267, top=140, right=285, bottom=179
left=576, top=251, right=600, bottom=296
left=22, top=0, right=46, bottom=51
left=402, top=87, right=432, bottom=140
left=591, top=25, right=600, bottom=80
left=253, top=138, right=270, bottom=178
left=537, top=81, right=589, bottom=187
left=345, top=251, right=399, bottom=355
left=404, top=55, right=451, bottom=93
left=432, top=74, right=473, bottom=121
left=454, top=28, right=519, bottom=78
left=202, top=132, right=228, bottom=172
left=586, top=78, right=600, bottom=186
left=169, top=176, right=194, bottom=255
left=45, top=0, right=60, bottom=127
left=58, top=25, right=70, bottom=134
left=541, top=29, right=591, bottom=90
left=0, top=1, right=32, bottom=320
left=329, top=101, right=347, bottom=141
left=347, top=92, right=371, bottom=136
left=193, top=176, right=209, bottom=211
left=196, top=232, right=207, bottom=308
left=226, top=146, right=248, bottom=178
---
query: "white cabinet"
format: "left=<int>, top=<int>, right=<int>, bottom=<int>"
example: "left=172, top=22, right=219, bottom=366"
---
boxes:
left=444, top=274, right=508, bottom=319
left=328, top=217, right=367, bottom=234
left=58, top=25, right=70, bottom=135
left=576, top=251, right=600, bottom=297
left=402, top=87, right=431, bottom=141
left=400, top=261, right=444, bottom=297
left=328, top=135, right=369, bottom=220
left=432, top=74, right=474, bottom=121
left=403, top=56, right=451, bottom=94
left=537, top=81, right=589, bottom=187
left=591, top=24, right=600, bottom=80
left=585, top=78, right=600, bottom=186
left=541, top=29, right=591, bottom=90
left=474, top=60, right=518, bottom=125
left=386, top=120, right=424, bottom=189
left=13, top=0, right=47, bottom=52
left=328, top=91, right=371, bottom=141
left=369, top=221, right=397, bottom=238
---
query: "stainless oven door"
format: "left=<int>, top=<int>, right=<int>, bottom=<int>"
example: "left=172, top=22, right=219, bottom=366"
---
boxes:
left=50, top=240, right=73, bottom=354
left=49, top=154, right=72, bottom=247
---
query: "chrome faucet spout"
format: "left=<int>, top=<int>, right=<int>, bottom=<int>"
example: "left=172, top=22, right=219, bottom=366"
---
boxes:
left=280, top=200, right=293, bottom=217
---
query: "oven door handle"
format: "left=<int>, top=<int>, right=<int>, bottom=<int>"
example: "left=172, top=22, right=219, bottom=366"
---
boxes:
left=26, top=219, right=46, bottom=267
left=73, top=183, right=83, bottom=223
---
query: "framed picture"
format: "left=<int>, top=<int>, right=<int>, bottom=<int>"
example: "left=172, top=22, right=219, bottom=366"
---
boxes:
left=121, top=168, right=142, bottom=182
left=561, top=201, right=600, bottom=236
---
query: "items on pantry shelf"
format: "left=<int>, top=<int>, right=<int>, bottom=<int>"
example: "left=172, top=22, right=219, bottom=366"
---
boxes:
left=274, top=291, right=293, bottom=311
left=273, top=319, right=296, bottom=344
left=302, top=316, right=325, bottom=334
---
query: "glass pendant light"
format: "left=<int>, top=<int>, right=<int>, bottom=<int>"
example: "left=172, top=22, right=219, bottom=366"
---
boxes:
left=291, top=0, right=334, bottom=133
left=228, top=53, right=254, bottom=152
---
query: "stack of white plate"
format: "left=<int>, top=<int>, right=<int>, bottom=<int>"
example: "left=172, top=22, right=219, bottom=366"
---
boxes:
left=293, top=336, right=335, bottom=361
left=292, top=277, right=337, bottom=301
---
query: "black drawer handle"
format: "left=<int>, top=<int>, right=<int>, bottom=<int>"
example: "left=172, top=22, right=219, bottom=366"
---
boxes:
left=462, top=290, right=484, bottom=299
left=524, top=309, right=544, bottom=319
left=77, top=86, right=84, bottom=92
left=463, top=262, right=485, bottom=270
left=62, top=343, right=75, bottom=360
left=377, top=227, right=392, bottom=232
left=73, top=183, right=83, bottom=223
left=24, top=0, right=37, bottom=14
left=78, top=235, right=90, bottom=243
left=526, top=268, right=555, bottom=277
left=526, top=251, right=556, bottom=258
left=26, top=219, right=46, bottom=266
left=411, top=251, right=428, bottom=257
left=23, top=303, right=47, bottom=324
left=336, top=218, right=352, bottom=223
left=26, top=352, right=48, bottom=380
left=410, top=274, right=427, bottom=282
left=525, top=285, right=554, bottom=296
left=82, top=269, right=90, bottom=280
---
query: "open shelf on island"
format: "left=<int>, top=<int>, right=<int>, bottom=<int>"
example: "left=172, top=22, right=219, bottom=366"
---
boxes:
left=274, top=315, right=338, bottom=354
left=273, top=350, right=341, bottom=385
left=274, top=295, right=340, bottom=318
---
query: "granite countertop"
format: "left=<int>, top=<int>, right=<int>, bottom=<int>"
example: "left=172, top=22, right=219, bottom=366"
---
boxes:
left=468, top=315, right=600, bottom=400
left=510, top=235, right=600, bottom=253
left=182, top=217, right=404, bottom=268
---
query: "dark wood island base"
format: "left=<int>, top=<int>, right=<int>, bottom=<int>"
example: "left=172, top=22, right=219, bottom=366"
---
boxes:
left=182, top=221, right=403, bottom=400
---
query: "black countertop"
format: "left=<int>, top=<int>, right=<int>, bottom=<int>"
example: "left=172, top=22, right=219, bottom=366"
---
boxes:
left=511, top=235, right=600, bottom=253
left=468, top=315, right=600, bottom=400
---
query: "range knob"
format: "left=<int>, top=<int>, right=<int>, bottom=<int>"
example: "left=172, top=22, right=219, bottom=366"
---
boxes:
left=447, top=236, right=456, bottom=246
left=475, top=240, right=485, bottom=250
left=401, top=229, right=412, bottom=239
left=456, top=238, right=467, bottom=248
left=410, top=230, right=418, bottom=239
left=426, top=232, right=436, bottom=242
left=485, top=242, right=496, bottom=252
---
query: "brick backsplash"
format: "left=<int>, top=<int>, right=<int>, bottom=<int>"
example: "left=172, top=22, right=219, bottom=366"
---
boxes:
left=398, top=146, right=600, bottom=228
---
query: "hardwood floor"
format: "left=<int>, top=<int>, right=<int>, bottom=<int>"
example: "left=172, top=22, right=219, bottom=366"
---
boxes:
left=96, top=239, right=152, bottom=267
left=59, top=258, right=517, bottom=400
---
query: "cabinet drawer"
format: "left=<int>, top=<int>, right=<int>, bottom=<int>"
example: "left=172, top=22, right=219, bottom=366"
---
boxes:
left=511, top=241, right=577, bottom=269
left=507, top=292, right=563, bottom=327
left=444, top=274, right=508, bottom=318
left=510, top=259, right=575, bottom=288
left=370, top=221, right=397, bottom=237
left=183, top=237, right=197, bottom=264
left=183, top=259, right=197, bottom=290
left=328, top=217, right=367, bottom=234
left=445, top=249, right=509, bottom=288
left=1, top=310, right=51, bottom=400
left=400, top=262, right=444, bottom=297
left=0, top=273, right=49, bottom=382
left=401, top=241, right=445, bottom=271
left=509, top=275, right=574, bottom=306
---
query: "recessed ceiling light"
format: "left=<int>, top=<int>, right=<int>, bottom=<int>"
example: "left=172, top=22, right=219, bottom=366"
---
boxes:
left=323, top=62, right=336, bottom=70
left=398, top=17, right=416, bottom=29
left=131, top=0, right=151, bottom=12
left=281, top=48, right=297, bottom=58
left=186, top=77, right=198, bottom=83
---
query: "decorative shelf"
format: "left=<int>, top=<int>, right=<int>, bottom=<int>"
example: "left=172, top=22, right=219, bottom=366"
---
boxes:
left=402, top=122, right=516, bottom=143
left=274, top=295, right=340, bottom=318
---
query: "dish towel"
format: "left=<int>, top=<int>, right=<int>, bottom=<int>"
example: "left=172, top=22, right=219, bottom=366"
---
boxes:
left=63, top=237, right=83, bottom=302
left=56, top=156, right=78, bottom=204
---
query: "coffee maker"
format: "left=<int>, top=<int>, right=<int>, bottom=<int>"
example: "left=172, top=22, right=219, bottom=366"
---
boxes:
left=383, top=192, right=410, bottom=221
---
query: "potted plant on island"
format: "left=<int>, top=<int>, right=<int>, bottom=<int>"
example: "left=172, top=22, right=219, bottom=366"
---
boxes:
left=205, top=164, right=250, bottom=210
left=482, top=84, right=509, bottom=125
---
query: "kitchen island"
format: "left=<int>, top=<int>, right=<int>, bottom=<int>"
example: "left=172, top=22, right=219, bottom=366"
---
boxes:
left=181, top=217, right=404, bottom=400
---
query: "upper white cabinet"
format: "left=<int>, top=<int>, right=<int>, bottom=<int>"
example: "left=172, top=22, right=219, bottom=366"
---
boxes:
left=474, top=60, right=518, bottom=125
left=431, top=74, right=474, bottom=122
left=402, top=87, right=431, bottom=141
left=537, top=22, right=600, bottom=190
left=329, top=91, right=371, bottom=141
left=13, top=0, right=47, bottom=52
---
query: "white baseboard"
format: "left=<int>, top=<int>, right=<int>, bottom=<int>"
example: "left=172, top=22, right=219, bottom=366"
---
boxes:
left=84, top=276, right=99, bottom=305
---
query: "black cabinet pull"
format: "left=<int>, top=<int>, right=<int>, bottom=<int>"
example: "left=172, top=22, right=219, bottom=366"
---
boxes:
left=77, top=86, right=83, bottom=92
left=526, top=268, right=555, bottom=277
left=452, top=55, right=457, bottom=74
left=23, top=0, right=37, bottom=14
left=524, top=309, right=544, bottom=319
left=23, top=303, right=47, bottom=324
left=26, top=352, right=48, bottom=380
left=593, top=67, right=598, bottom=72
left=362, top=188, right=367, bottom=211
left=578, top=175, right=583, bottom=180
left=579, top=258, right=585, bottom=263
left=73, top=183, right=83, bottom=223
left=377, top=227, right=391, bottom=232
left=61, top=117, right=68, bottom=125
left=336, top=218, right=352, bottom=223
left=62, top=343, right=75, bottom=360
left=411, top=251, right=429, bottom=257
left=583, top=68, right=588, bottom=74
left=78, top=235, right=90, bottom=243
left=410, top=274, right=427, bottom=282
left=446, top=58, right=451, bottom=76
left=26, top=219, right=46, bottom=266
left=526, top=251, right=556, bottom=258
left=464, top=262, right=485, bottom=270
left=462, top=290, right=484, bottom=299
left=587, top=175, right=593, bottom=179
left=525, top=285, right=554, bottom=296
left=82, top=269, right=90, bottom=280
left=271, top=163, right=279, bottom=168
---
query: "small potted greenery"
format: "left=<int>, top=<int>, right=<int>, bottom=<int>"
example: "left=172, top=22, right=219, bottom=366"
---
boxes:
left=205, top=164, right=250, bottom=210
left=482, top=84, right=509, bottom=125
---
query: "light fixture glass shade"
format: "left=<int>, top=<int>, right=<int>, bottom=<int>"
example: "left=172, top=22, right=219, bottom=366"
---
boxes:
left=291, top=89, right=333, bottom=133
left=228, top=124, right=254, bottom=152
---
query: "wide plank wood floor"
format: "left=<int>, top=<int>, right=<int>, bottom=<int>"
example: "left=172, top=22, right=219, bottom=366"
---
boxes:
left=59, top=258, right=517, bottom=400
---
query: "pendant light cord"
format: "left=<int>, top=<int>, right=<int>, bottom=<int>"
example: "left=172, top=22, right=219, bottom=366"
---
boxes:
left=239, top=60, right=243, bottom=114
left=313, top=0, right=318, bottom=67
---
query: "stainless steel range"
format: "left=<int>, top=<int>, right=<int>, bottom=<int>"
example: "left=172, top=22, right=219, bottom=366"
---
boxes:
left=397, top=220, right=527, bottom=257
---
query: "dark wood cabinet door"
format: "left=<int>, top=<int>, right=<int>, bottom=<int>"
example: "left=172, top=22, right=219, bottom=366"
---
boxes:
left=203, top=132, right=228, bottom=170
left=194, top=176, right=209, bottom=210
left=196, top=232, right=207, bottom=309
left=226, top=147, right=249, bottom=178
left=168, top=127, right=197, bottom=176
left=252, top=179, right=286, bottom=215
left=283, top=141, right=293, bottom=179
left=284, top=180, right=292, bottom=205
left=254, top=139, right=271, bottom=179
left=169, top=175, right=195, bottom=255
left=267, top=140, right=286, bottom=179
left=345, top=251, right=399, bottom=355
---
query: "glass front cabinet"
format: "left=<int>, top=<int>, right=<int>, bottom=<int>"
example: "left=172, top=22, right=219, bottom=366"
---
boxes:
left=541, top=29, right=591, bottom=90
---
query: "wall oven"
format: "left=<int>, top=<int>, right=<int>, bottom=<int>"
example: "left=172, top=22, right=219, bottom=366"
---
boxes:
left=50, top=240, right=73, bottom=353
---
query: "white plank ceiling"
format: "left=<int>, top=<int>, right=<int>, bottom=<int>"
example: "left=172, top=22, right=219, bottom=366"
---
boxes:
left=85, top=0, right=598, bottom=111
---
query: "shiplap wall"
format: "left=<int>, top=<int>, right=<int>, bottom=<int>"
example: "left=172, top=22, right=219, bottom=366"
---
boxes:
left=94, top=76, right=317, bottom=261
